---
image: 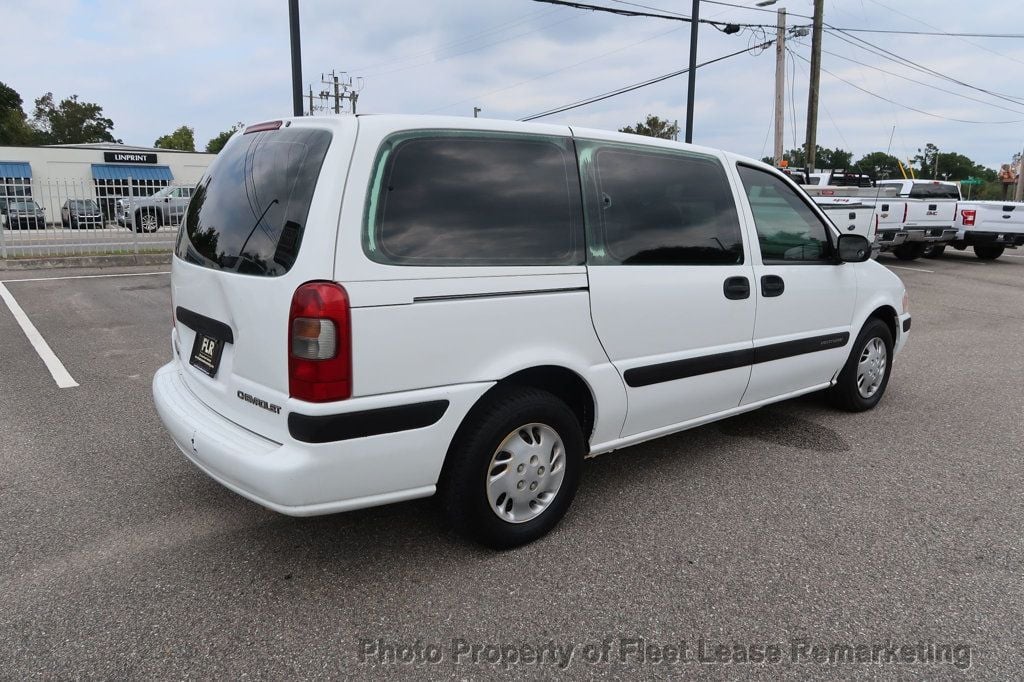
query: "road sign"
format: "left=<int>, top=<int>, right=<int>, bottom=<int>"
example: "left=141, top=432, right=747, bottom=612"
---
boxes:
left=961, top=177, right=984, bottom=186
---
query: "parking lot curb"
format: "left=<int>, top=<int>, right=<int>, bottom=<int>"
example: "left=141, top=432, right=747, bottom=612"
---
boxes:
left=0, top=253, right=172, bottom=271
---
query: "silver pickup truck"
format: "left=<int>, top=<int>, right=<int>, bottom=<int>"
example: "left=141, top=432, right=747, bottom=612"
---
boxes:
left=117, top=185, right=195, bottom=233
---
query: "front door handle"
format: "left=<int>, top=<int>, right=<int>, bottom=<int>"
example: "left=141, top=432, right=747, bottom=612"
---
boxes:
left=761, top=274, right=785, bottom=297
left=723, top=276, right=750, bottom=300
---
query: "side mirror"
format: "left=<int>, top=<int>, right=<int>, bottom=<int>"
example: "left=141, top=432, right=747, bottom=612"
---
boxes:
left=163, top=197, right=171, bottom=202
left=837, top=234, right=871, bottom=263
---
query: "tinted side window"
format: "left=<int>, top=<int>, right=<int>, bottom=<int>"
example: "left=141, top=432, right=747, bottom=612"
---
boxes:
left=738, top=165, right=832, bottom=263
left=365, top=133, right=583, bottom=266
left=579, top=142, right=743, bottom=265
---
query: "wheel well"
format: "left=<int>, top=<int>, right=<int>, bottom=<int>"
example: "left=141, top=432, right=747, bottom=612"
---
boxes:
left=867, top=305, right=898, bottom=341
left=492, top=366, right=595, bottom=443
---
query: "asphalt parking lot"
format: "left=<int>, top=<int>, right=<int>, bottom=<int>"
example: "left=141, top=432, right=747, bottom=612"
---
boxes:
left=1, top=251, right=1022, bottom=679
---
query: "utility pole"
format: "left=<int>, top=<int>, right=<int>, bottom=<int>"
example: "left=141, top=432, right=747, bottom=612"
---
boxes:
left=473, top=107, right=481, bottom=118
left=318, top=71, right=363, bottom=114
left=684, top=0, right=700, bottom=143
left=288, top=0, right=302, bottom=117
left=307, top=86, right=315, bottom=116
left=773, top=8, right=786, bottom=166
left=804, top=0, right=824, bottom=171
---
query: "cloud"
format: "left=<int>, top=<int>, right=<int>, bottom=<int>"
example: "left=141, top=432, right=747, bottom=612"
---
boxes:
left=4, top=0, right=1022, bottom=167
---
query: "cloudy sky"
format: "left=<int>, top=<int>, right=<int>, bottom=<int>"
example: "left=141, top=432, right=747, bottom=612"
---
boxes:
left=6, top=0, right=1023, bottom=168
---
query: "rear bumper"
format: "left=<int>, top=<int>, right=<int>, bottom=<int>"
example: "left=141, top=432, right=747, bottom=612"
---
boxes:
left=875, top=231, right=908, bottom=248
left=152, top=363, right=490, bottom=516
left=904, top=228, right=957, bottom=243
left=957, top=231, right=1024, bottom=247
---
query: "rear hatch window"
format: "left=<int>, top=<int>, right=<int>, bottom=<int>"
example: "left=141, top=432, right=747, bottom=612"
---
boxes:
left=909, top=183, right=959, bottom=199
left=176, top=126, right=332, bottom=276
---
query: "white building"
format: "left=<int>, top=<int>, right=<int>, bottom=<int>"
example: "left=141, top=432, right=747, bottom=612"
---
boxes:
left=0, top=142, right=215, bottom=222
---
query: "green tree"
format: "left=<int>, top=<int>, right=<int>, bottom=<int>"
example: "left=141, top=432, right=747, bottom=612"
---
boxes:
left=205, top=122, right=243, bottom=153
left=853, top=151, right=903, bottom=180
left=30, top=93, right=118, bottom=144
left=770, top=145, right=853, bottom=169
left=0, top=82, right=35, bottom=145
left=911, top=143, right=996, bottom=181
left=154, top=125, right=196, bottom=151
left=619, top=115, right=680, bottom=140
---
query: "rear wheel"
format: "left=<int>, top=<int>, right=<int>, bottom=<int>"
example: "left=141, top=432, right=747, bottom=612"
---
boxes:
left=921, top=244, right=945, bottom=258
left=439, top=386, right=583, bottom=549
left=974, top=244, right=1004, bottom=260
left=829, top=318, right=894, bottom=412
left=892, top=243, right=925, bottom=261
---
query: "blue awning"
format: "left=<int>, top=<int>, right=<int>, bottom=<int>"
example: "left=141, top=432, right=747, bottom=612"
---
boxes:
left=91, top=164, right=173, bottom=181
left=0, top=161, right=32, bottom=179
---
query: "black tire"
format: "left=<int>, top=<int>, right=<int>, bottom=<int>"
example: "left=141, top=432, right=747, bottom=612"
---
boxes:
left=892, top=243, right=925, bottom=261
left=438, top=386, right=584, bottom=549
left=921, top=244, right=945, bottom=258
left=829, top=318, right=894, bottom=412
left=70, top=217, right=79, bottom=230
left=974, top=244, right=1004, bottom=261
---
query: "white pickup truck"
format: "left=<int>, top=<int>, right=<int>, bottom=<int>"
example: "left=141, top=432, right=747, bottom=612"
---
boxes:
left=803, top=186, right=905, bottom=255
left=873, top=180, right=959, bottom=260
left=931, top=201, right=1024, bottom=260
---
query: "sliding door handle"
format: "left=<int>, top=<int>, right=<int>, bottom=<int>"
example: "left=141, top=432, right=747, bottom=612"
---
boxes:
left=761, top=275, right=785, bottom=297
left=723, top=276, right=750, bottom=300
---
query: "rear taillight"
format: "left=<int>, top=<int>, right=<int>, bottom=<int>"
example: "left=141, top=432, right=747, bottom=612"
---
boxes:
left=961, top=209, right=976, bottom=227
left=288, top=282, right=352, bottom=402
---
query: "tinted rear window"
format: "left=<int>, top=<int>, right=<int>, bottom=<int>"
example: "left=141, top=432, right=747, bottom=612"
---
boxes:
left=176, top=127, right=332, bottom=276
left=909, top=183, right=960, bottom=199
left=364, top=132, right=584, bottom=266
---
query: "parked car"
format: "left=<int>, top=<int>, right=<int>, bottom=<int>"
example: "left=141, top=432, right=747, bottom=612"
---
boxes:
left=153, top=115, right=910, bottom=548
left=61, top=199, right=104, bottom=229
left=4, top=199, right=46, bottom=229
left=118, top=185, right=195, bottom=233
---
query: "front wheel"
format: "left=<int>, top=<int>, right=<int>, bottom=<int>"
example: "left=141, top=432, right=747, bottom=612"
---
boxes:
left=974, top=245, right=1004, bottom=260
left=892, top=243, right=925, bottom=261
left=829, top=318, right=894, bottom=412
left=922, top=244, right=945, bottom=258
left=439, top=387, right=583, bottom=549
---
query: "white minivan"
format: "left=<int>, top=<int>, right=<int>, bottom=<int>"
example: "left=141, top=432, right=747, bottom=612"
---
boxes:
left=153, top=115, right=910, bottom=548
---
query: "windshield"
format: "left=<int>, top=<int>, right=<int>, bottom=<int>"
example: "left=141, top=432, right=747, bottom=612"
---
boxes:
left=69, top=200, right=99, bottom=210
left=11, top=201, right=39, bottom=210
left=151, top=187, right=174, bottom=199
left=176, top=126, right=332, bottom=277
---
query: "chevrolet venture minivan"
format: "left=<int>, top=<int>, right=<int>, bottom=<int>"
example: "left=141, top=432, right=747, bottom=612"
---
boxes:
left=153, top=115, right=910, bottom=548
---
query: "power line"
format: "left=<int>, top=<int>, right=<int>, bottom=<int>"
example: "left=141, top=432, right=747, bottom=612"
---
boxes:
left=789, top=49, right=1024, bottom=125
left=426, top=24, right=684, bottom=113
left=799, top=40, right=1024, bottom=116
left=519, top=40, right=772, bottom=121
left=532, top=0, right=771, bottom=30
left=825, top=29, right=1024, bottom=105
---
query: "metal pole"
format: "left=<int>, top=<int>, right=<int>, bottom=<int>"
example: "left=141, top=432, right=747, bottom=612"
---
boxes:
left=473, top=107, right=481, bottom=118
left=805, top=0, right=823, bottom=171
left=333, top=75, right=341, bottom=114
left=773, top=8, right=786, bottom=166
left=288, top=0, right=303, bottom=117
left=684, top=0, right=699, bottom=143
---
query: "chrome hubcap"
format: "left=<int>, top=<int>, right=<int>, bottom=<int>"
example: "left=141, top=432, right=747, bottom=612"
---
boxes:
left=856, top=337, right=887, bottom=399
left=141, top=214, right=157, bottom=231
left=485, top=423, right=566, bottom=524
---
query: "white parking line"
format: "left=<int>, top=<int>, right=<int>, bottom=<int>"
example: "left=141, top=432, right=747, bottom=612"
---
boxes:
left=886, top=265, right=935, bottom=273
left=1, top=271, right=170, bottom=283
left=0, top=282, right=79, bottom=388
